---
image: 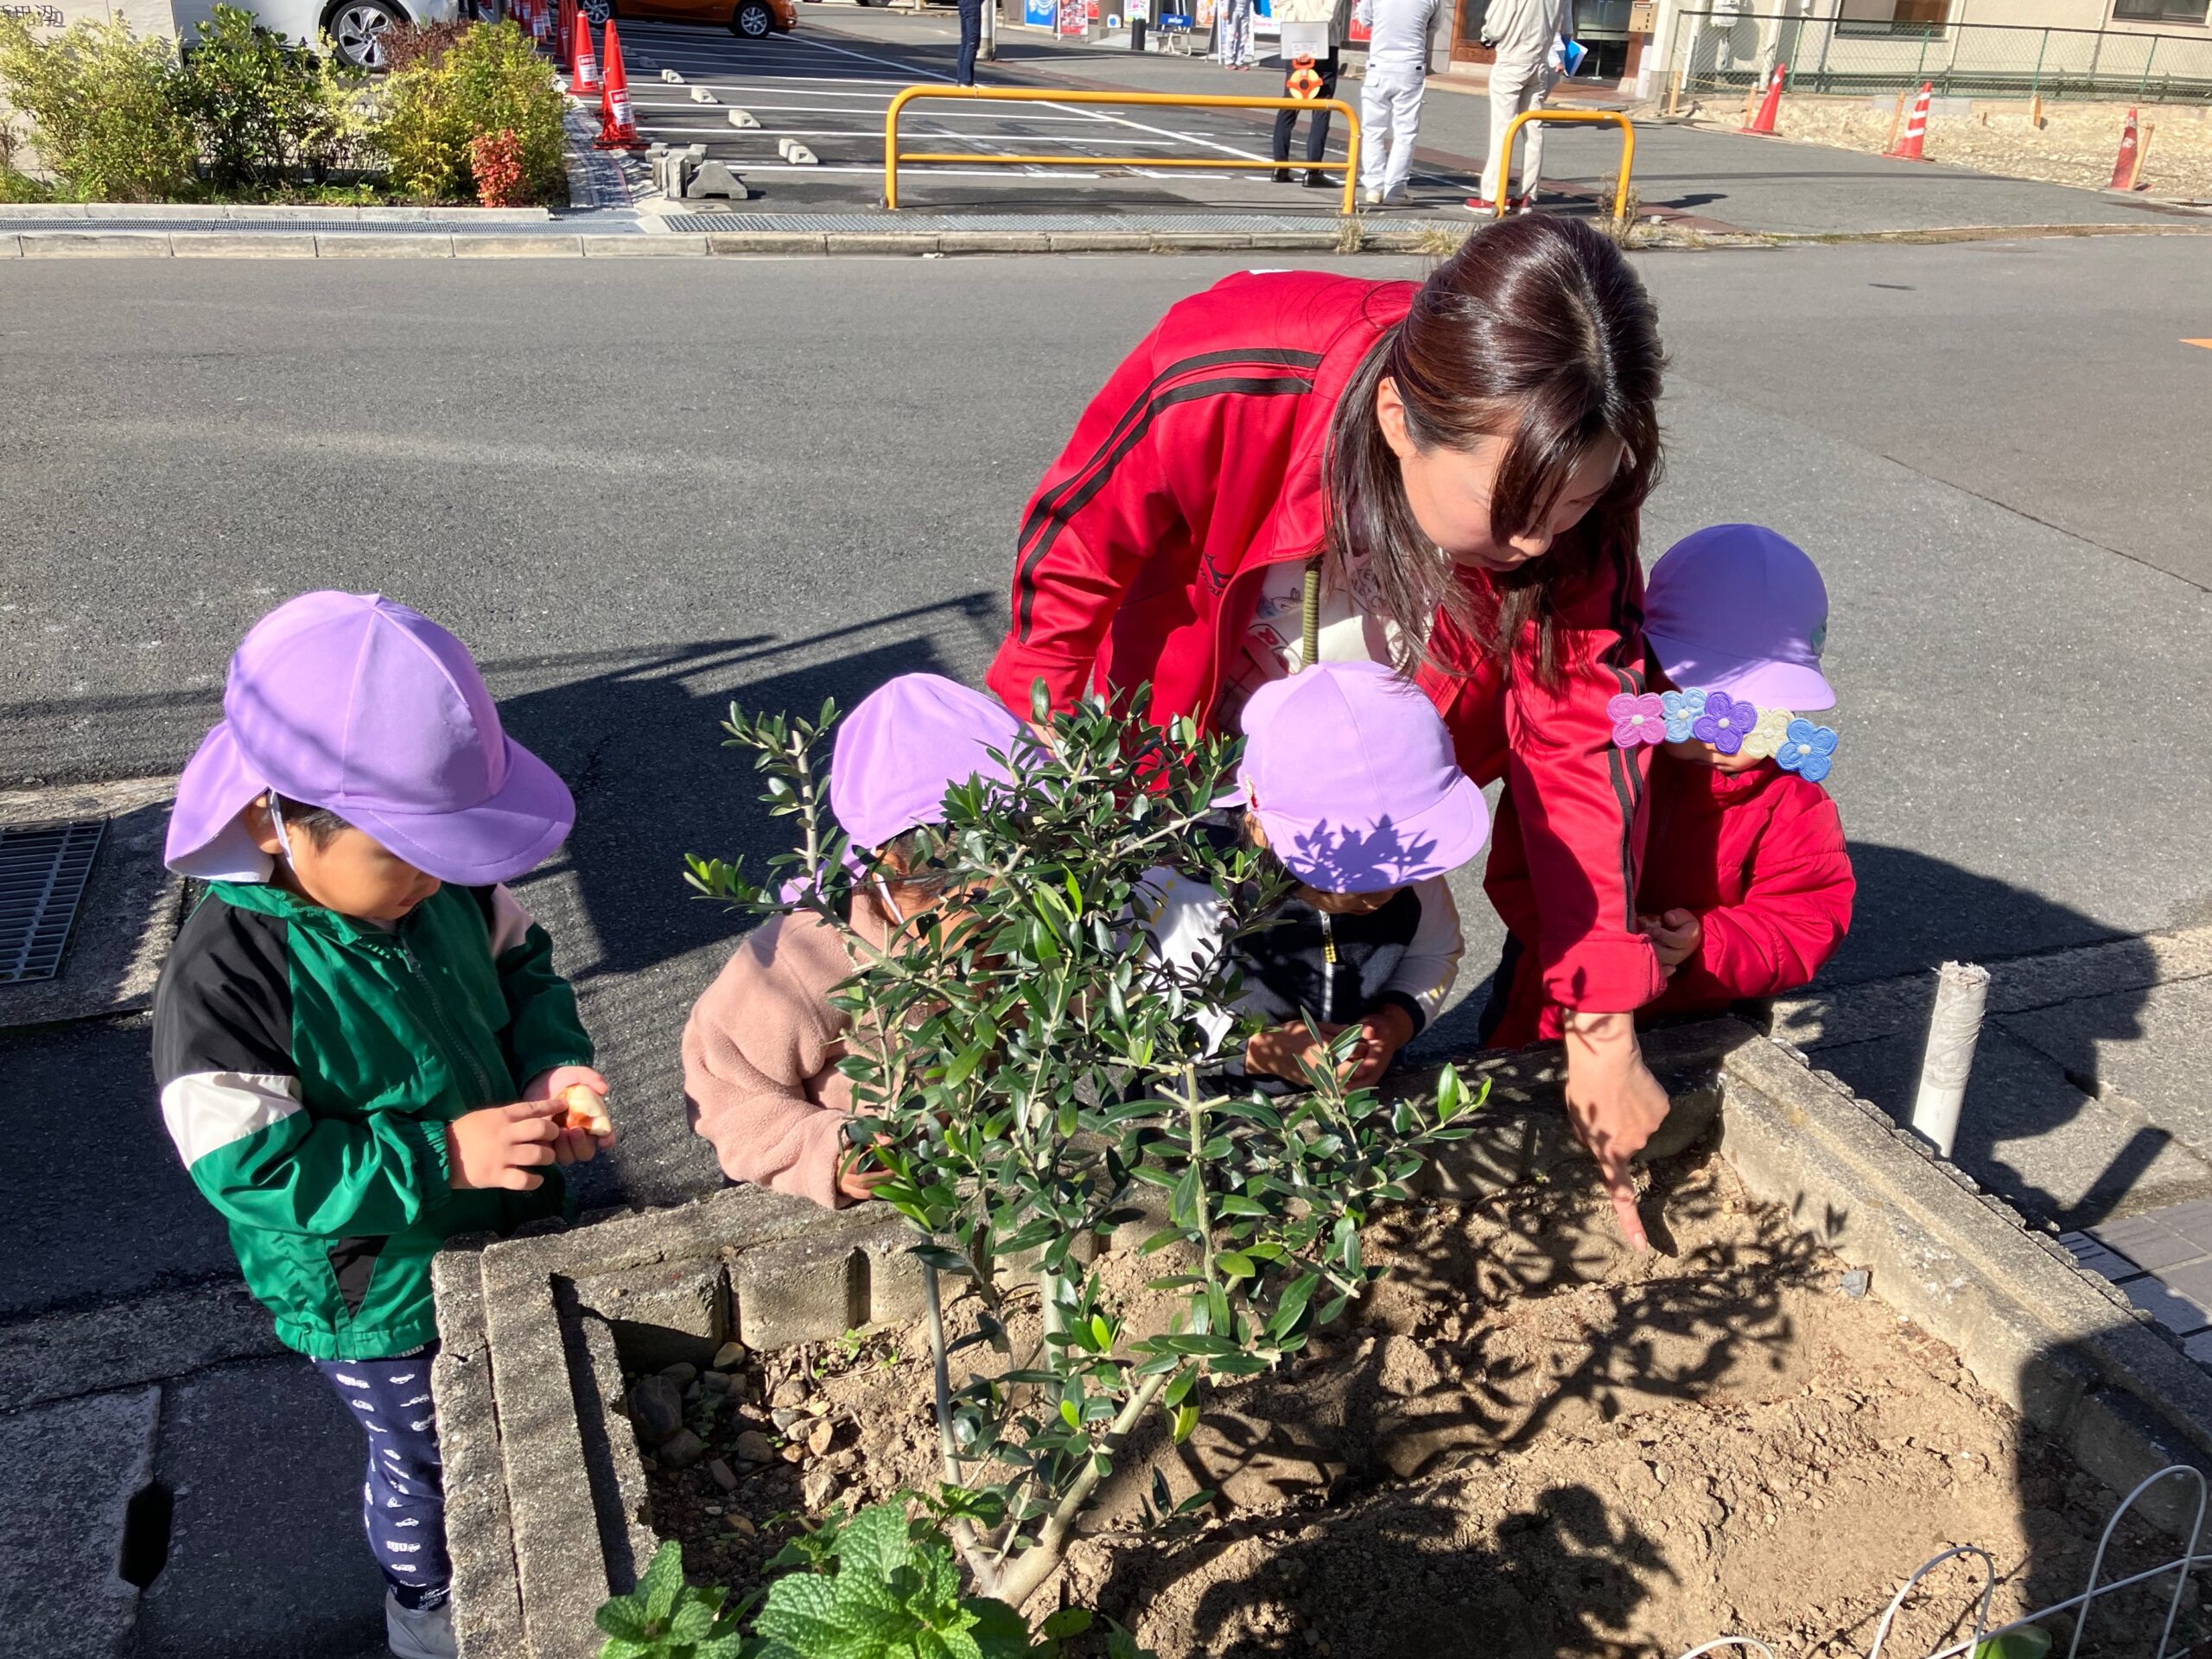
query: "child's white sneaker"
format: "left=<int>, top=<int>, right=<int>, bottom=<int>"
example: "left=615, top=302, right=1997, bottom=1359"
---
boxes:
left=386, top=1592, right=457, bottom=1659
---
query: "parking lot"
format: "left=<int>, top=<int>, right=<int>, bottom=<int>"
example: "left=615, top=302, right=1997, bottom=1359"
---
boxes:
left=610, top=10, right=1479, bottom=217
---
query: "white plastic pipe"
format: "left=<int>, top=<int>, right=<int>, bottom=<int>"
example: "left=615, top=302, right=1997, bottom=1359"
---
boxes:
left=1910, top=960, right=1990, bottom=1160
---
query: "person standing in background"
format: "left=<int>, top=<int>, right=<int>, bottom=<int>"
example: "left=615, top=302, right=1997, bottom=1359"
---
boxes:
left=1270, top=0, right=1355, bottom=187
left=1467, top=0, right=1571, bottom=213
left=955, top=0, right=984, bottom=84
left=1215, top=0, right=1258, bottom=68
left=1354, top=0, right=1442, bottom=205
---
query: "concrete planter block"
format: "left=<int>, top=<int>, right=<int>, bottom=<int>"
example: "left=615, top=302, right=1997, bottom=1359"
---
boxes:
left=573, top=1259, right=728, bottom=1370
left=856, top=1221, right=931, bottom=1325
left=732, top=1231, right=871, bottom=1352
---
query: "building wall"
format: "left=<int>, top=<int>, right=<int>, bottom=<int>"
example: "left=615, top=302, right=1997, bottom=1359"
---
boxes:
left=1, top=0, right=182, bottom=38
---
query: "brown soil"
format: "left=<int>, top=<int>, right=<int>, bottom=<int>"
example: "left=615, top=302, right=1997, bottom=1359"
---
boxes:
left=1689, top=97, right=2212, bottom=205
left=630, top=1152, right=2202, bottom=1656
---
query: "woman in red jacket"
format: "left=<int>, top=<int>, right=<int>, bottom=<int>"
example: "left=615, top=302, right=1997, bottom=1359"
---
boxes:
left=988, top=216, right=1672, bottom=1247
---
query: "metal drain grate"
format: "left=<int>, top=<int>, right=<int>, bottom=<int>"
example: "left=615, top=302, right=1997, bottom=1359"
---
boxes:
left=0, top=818, right=105, bottom=984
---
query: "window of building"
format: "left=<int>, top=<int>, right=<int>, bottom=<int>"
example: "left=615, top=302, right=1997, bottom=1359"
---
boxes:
left=1836, top=0, right=1951, bottom=34
left=2112, top=0, right=2210, bottom=23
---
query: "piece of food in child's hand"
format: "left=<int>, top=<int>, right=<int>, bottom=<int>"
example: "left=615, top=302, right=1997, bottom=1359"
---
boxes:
left=559, top=1084, right=612, bottom=1135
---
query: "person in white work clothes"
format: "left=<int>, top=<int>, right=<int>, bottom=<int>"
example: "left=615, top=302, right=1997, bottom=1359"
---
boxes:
left=1354, top=0, right=1442, bottom=206
left=1466, top=0, right=1573, bottom=214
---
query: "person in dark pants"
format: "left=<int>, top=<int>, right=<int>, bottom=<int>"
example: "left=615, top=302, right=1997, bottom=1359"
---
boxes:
left=1270, top=52, right=1340, bottom=187
left=956, top=0, right=985, bottom=85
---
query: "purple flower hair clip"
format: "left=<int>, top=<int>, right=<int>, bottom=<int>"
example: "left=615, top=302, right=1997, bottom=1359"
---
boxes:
left=1776, top=719, right=1840, bottom=784
left=1692, top=691, right=1757, bottom=755
left=1607, top=692, right=1667, bottom=748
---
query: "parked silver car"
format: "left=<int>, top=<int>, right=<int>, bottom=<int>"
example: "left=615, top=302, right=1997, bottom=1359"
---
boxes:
left=173, top=0, right=472, bottom=70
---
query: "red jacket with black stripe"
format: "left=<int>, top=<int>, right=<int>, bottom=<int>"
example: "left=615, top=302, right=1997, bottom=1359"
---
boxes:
left=1483, top=754, right=1855, bottom=1048
left=987, top=268, right=1666, bottom=1014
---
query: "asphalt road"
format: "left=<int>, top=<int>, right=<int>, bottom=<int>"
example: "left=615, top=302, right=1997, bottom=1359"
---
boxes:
left=3, top=235, right=2209, bottom=1206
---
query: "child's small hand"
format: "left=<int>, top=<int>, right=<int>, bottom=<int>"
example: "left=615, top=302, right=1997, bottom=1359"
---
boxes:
left=447, top=1098, right=568, bottom=1192
left=524, top=1065, right=616, bottom=1164
left=836, top=1134, right=898, bottom=1205
left=1244, top=1022, right=1343, bottom=1084
left=1638, top=909, right=1703, bottom=976
left=1342, top=1004, right=1416, bottom=1089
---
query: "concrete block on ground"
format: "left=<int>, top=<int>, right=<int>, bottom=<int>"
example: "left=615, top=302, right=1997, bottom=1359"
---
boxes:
left=856, top=1222, right=931, bottom=1325
left=570, top=1313, right=657, bottom=1594
left=434, top=1339, right=523, bottom=1659
left=733, top=1231, right=869, bottom=1351
left=1, top=234, right=17, bottom=257
left=727, top=108, right=760, bottom=127
left=135, top=1360, right=387, bottom=1658
left=938, top=232, right=1051, bottom=253
left=823, top=232, right=930, bottom=254
left=782, top=142, right=818, bottom=164
left=169, top=232, right=318, bottom=257
left=453, top=234, right=585, bottom=257
left=660, top=67, right=683, bottom=80
left=1149, top=231, right=1252, bottom=250
left=582, top=234, right=709, bottom=255
left=19, top=231, right=172, bottom=256
left=1046, top=232, right=1151, bottom=251
left=0, top=1385, right=160, bottom=1659
left=315, top=233, right=454, bottom=257
left=707, top=231, right=830, bottom=254
left=2065, top=1384, right=2212, bottom=1537
left=684, top=161, right=752, bottom=200
left=571, top=1257, right=728, bottom=1368
left=1246, top=230, right=1339, bottom=249
left=690, top=86, right=718, bottom=103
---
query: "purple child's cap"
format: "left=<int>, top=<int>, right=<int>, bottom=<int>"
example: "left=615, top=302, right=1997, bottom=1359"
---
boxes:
left=165, top=592, right=575, bottom=886
left=1643, top=524, right=1836, bottom=711
left=1223, top=660, right=1490, bottom=894
left=828, top=674, right=1026, bottom=854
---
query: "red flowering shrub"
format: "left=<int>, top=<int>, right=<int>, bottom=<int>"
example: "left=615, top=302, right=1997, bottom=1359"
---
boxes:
left=467, top=125, right=524, bottom=206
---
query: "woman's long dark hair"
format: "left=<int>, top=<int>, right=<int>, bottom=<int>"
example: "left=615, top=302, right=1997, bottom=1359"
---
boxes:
left=1322, top=215, right=1664, bottom=690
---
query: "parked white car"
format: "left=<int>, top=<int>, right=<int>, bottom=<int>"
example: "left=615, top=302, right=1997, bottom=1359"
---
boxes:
left=171, top=0, right=471, bottom=70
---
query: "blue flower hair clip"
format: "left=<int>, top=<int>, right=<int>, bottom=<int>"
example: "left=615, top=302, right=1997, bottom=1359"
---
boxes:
left=1614, top=687, right=1843, bottom=785
left=1775, top=719, right=1840, bottom=784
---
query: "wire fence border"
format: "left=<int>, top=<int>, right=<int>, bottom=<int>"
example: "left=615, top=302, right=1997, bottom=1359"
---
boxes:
left=1676, top=1465, right=2212, bottom=1659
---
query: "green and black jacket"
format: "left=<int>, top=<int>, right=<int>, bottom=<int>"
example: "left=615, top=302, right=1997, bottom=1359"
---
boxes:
left=151, top=880, right=593, bottom=1360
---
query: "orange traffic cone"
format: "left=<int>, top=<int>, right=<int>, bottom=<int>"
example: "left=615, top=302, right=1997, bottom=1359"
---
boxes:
left=1888, top=81, right=1932, bottom=161
left=570, top=12, right=602, bottom=96
left=2108, top=107, right=2143, bottom=191
left=533, top=0, right=552, bottom=51
left=556, top=0, right=572, bottom=64
left=595, top=20, right=645, bottom=149
left=1743, top=62, right=1786, bottom=135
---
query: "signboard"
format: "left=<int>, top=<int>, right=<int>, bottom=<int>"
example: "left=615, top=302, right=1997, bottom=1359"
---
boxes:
left=1025, top=0, right=1056, bottom=27
left=1125, top=0, right=1149, bottom=20
left=1628, top=1, right=1654, bottom=31
left=1251, top=0, right=1275, bottom=41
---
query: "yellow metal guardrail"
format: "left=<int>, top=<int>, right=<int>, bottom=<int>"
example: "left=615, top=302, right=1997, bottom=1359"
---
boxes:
left=883, top=86, right=1363, bottom=217
left=1491, top=109, right=1637, bottom=223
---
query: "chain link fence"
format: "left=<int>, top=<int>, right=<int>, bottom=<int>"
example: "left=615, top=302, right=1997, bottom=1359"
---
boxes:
left=1670, top=10, right=2212, bottom=105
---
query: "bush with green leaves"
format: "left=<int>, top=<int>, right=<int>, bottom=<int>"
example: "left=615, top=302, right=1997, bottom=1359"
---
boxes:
left=373, top=19, right=563, bottom=203
left=175, top=6, right=346, bottom=193
left=684, top=686, right=1483, bottom=1615
left=0, top=13, right=197, bottom=201
left=598, top=1503, right=1154, bottom=1659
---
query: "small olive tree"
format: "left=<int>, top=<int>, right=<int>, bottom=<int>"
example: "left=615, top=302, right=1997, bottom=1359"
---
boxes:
left=688, top=686, right=1482, bottom=1612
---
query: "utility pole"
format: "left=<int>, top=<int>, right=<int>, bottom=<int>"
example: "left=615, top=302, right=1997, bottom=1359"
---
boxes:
left=984, top=0, right=998, bottom=60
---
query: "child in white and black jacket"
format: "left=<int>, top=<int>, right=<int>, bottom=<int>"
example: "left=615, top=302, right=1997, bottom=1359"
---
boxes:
left=1138, top=661, right=1489, bottom=1090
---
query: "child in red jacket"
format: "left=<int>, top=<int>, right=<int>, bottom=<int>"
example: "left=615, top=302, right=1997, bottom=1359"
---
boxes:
left=1481, top=524, right=1855, bottom=1048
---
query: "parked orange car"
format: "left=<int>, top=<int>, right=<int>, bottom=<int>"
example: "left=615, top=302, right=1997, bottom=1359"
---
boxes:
left=578, top=0, right=794, bottom=40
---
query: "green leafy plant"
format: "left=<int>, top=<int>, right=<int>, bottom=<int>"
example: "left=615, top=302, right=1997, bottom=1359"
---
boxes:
left=0, top=13, right=198, bottom=201
left=687, top=686, right=1483, bottom=1611
left=595, top=1537, right=757, bottom=1659
left=598, top=1503, right=1157, bottom=1659
left=373, top=19, right=562, bottom=203
left=173, top=6, right=343, bottom=191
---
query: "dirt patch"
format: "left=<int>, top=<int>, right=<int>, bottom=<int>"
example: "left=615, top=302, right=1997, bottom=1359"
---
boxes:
left=627, top=1154, right=2202, bottom=1656
left=1691, top=96, right=2212, bottom=204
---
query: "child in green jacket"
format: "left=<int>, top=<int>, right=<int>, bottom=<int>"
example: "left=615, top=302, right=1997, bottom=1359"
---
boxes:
left=152, top=591, right=612, bottom=1659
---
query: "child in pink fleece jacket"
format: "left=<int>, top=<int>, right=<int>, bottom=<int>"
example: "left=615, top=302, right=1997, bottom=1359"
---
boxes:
left=682, top=675, right=1022, bottom=1208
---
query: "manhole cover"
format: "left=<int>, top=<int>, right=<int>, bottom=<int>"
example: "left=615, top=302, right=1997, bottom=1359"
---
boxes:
left=0, top=818, right=105, bottom=984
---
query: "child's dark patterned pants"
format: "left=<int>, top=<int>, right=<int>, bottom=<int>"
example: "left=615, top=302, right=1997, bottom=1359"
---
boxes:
left=314, top=1345, right=449, bottom=1611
